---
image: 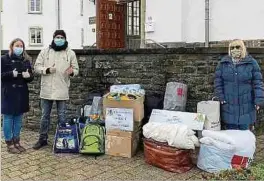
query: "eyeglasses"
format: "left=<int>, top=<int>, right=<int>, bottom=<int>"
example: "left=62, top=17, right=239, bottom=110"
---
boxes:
left=230, top=45, right=241, bottom=50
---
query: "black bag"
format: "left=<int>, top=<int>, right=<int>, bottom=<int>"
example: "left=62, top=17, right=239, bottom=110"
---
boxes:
left=143, top=93, right=164, bottom=125
left=86, top=92, right=103, bottom=105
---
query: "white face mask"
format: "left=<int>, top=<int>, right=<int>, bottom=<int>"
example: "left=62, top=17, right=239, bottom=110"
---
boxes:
left=230, top=45, right=242, bottom=59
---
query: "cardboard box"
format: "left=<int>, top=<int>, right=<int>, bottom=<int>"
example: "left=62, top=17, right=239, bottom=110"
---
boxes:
left=105, top=129, right=140, bottom=158
left=103, top=93, right=144, bottom=122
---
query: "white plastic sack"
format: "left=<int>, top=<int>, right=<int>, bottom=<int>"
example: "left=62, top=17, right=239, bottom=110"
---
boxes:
left=197, top=100, right=221, bottom=130
left=163, top=82, right=187, bottom=111
left=198, top=130, right=256, bottom=173
left=143, top=122, right=199, bottom=149
left=200, top=137, right=235, bottom=151
left=202, top=130, right=235, bottom=145
left=197, top=144, right=235, bottom=173
left=202, top=130, right=256, bottom=158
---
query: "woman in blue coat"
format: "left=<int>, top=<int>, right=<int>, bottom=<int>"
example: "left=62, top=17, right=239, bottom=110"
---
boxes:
left=1, top=38, right=34, bottom=153
left=214, top=39, right=264, bottom=130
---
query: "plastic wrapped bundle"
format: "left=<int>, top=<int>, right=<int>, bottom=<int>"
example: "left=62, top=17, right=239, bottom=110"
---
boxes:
left=163, top=82, right=187, bottom=111
left=110, top=84, right=145, bottom=96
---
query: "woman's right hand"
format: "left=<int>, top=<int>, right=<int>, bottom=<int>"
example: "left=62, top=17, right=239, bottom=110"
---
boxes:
left=221, top=101, right=226, bottom=104
left=255, top=105, right=260, bottom=111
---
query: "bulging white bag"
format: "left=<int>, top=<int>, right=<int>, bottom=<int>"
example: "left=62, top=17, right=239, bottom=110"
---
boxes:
left=202, top=130, right=256, bottom=158
left=197, top=98, right=221, bottom=130
left=197, top=130, right=256, bottom=173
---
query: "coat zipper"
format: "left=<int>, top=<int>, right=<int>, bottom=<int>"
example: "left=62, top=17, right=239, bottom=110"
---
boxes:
left=235, top=63, right=240, bottom=124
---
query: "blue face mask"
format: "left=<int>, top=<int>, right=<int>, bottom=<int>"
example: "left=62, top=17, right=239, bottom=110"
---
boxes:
left=13, top=47, right=23, bottom=56
left=54, top=38, right=65, bottom=46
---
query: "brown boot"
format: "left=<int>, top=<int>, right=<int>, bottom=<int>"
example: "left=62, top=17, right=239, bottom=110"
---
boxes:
left=5, top=140, right=20, bottom=154
left=13, top=137, right=26, bottom=152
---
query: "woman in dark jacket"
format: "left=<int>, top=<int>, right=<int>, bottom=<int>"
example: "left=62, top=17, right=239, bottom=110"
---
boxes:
left=214, top=39, right=264, bottom=130
left=1, top=38, right=34, bottom=153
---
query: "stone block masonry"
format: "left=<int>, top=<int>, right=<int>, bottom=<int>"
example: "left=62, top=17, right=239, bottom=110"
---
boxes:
left=2, top=47, right=264, bottom=131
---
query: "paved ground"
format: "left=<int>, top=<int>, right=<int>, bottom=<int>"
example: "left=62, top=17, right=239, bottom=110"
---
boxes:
left=1, top=129, right=264, bottom=181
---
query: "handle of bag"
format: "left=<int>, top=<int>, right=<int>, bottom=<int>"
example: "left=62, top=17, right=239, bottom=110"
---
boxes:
left=212, top=96, right=219, bottom=101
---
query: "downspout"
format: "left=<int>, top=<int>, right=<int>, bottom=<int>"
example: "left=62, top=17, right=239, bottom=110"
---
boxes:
left=140, top=0, right=146, bottom=48
left=0, top=5, right=2, bottom=51
left=205, top=0, right=209, bottom=47
left=57, top=0, right=61, bottom=29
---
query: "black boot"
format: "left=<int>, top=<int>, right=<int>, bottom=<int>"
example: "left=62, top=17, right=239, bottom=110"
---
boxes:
left=32, top=139, right=48, bottom=150
left=13, top=137, right=26, bottom=152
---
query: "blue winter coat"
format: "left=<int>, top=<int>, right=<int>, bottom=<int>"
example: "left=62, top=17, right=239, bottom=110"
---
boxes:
left=214, top=55, right=264, bottom=125
left=1, top=54, right=34, bottom=115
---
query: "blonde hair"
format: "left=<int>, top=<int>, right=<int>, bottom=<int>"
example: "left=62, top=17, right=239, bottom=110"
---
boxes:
left=8, top=38, right=31, bottom=61
left=228, top=39, right=247, bottom=59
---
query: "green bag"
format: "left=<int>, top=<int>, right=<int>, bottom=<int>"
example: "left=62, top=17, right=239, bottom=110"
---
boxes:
left=80, top=123, right=105, bottom=155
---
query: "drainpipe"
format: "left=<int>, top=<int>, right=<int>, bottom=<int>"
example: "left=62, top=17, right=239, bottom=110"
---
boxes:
left=0, top=6, right=2, bottom=51
left=140, top=0, right=146, bottom=48
left=205, top=0, right=209, bottom=47
left=57, top=0, right=61, bottom=29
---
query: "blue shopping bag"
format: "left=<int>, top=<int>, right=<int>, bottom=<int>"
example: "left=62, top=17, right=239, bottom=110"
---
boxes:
left=53, top=123, right=80, bottom=153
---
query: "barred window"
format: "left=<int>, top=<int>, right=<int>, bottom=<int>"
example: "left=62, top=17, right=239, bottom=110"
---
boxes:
left=127, top=0, right=140, bottom=36
left=29, top=27, right=43, bottom=46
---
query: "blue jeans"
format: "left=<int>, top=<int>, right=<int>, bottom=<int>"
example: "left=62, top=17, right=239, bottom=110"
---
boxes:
left=39, top=99, right=66, bottom=141
left=225, top=124, right=249, bottom=130
left=2, top=114, right=23, bottom=141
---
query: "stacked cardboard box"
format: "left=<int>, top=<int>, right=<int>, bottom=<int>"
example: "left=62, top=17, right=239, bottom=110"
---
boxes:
left=103, top=93, right=144, bottom=158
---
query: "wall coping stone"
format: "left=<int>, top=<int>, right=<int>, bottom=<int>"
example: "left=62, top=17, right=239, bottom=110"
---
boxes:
left=2, top=47, right=264, bottom=56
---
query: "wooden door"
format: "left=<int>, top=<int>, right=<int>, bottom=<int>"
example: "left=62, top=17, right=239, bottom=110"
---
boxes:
left=96, top=0, right=126, bottom=49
